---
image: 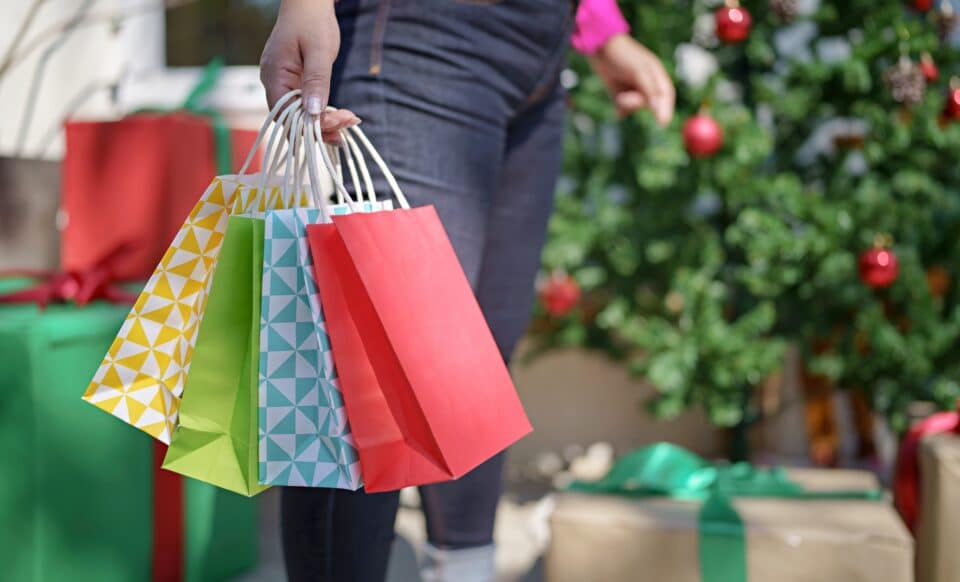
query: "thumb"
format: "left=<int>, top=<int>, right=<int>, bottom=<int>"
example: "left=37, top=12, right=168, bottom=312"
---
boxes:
left=301, top=41, right=336, bottom=116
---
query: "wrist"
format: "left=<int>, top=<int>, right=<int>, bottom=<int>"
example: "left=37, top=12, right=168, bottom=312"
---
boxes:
left=593, top=33, right=632, bottom=60
left=280, top=0, right=335, bottom=16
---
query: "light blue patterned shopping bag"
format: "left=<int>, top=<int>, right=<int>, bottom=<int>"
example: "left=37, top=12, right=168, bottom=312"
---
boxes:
left=258, top=201, right=389, bottom=488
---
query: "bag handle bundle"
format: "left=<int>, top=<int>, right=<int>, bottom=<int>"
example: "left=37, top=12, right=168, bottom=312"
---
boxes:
left=308, top=118, right=411, bottom=210
left=231, top=89, right=410, bottom=215
left=237, top=90, right=301, bottom=177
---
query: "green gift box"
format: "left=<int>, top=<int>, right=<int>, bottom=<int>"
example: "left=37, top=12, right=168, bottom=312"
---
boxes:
left=0, top=297, right=259, bottom=581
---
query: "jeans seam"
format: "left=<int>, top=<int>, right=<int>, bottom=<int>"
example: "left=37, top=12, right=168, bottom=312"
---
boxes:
left=373, top=52, right=393, bottom=204
left=369, top=0, right=392, bottom=75
left=522, top=7, right=574, bottom=106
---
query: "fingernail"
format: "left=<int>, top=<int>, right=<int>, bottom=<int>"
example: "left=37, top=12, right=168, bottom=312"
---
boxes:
left=320, top=116, right=337, bottom=129
left=306, top=96, right=323, bottom=116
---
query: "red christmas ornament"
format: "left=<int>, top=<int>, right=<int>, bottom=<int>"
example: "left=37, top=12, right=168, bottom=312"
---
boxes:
left=944, top=81, right=960, bottom=120
left=683, top=113, right=724, bottom=157
left=539, top=272, right=581, bottom=317
left=912, top=0, right=934, bottom=11
left=859, top=240, right=899, bottom=289
left=920, top=53, right=939, bottom=82
left=715, top=1, right=753, bottom=44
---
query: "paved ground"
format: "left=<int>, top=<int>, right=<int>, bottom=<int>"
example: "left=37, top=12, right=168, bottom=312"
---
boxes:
left=234, top=487, right=553, bottom=582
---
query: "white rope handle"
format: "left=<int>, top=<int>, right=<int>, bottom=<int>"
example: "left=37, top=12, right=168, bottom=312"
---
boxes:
left=238, top=89, right=301, bottom=176
left=342, top=130, right=377, bottom=203
left=266, top=101, right=307, bottom=180
left=257, top=100, right=303, bottom=199
left=307, top=117, right=359, bottom=214
left=320, top=109, right=366, bottom=205
left=260, top=100, right=300, bottom=181
left=294, top=138, right=310, bottom=205
left=327, top=143, right=346, bottom=204
left=304, top=118, right=343, bottom=219
left=339, top=143, right=362, bottom=204
left=279, top=107, right=305, bottom=203
left=344, top=125, right=410, bottom=209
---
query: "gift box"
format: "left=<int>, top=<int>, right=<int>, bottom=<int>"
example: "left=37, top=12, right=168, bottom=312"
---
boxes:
left=0, top=294, right=258, bottom=581
left=917, top=432, right=960, bottom=582
left=61, top=113, right=259, bottom=281
left=61, top=60, right=260, bottom=282
left=547, top=445, right=913, bottom=582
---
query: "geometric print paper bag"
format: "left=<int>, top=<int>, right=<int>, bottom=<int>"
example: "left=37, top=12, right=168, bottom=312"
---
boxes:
left=83, top=177, right=311, bottom=443
left=258, top=202, right=389, bottom=489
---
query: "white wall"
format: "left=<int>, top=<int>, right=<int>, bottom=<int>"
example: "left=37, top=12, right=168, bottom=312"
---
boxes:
left=0, top=0, right=165, bottom=159
left=0, top=1, right=268, bottom=160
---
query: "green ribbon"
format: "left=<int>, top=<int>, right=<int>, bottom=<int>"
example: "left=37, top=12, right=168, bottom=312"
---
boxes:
left=136, top=57, right=233, bottom=175
left=569, top=443, right=882, bottom=582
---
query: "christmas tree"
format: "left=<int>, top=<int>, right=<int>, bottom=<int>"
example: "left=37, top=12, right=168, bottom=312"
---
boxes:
left=530, top=0, right=960, bottom=435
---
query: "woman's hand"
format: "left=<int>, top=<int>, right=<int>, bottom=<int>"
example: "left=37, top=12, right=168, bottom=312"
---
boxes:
left=260, top=0, right=358, bottom=142
left=588, top=35, right=675, bottom=126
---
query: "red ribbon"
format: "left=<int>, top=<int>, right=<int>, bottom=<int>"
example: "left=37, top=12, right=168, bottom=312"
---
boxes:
left=0, top=243, right=139, bottom=307
left=893, top=403, right=960, bottom=532
left=153, top=442, right=185, bottom=582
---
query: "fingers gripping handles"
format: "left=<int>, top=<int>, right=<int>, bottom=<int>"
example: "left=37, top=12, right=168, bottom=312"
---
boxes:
left=235, top=89, right=411, bottom=217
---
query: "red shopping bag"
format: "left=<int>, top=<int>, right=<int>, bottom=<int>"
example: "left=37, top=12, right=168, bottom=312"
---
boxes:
left=307, top=206, right=532, bottom=492
left=62, top=113, right=259, bottom=280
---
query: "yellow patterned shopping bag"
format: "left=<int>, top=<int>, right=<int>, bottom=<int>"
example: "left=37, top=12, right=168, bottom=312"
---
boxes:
left=82, top=178, right=311, bottom=442
left=83, top=91, right=316, bottom=443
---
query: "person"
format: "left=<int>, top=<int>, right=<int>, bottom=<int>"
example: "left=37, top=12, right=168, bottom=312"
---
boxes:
left=259, top=1, right=674, bottom=581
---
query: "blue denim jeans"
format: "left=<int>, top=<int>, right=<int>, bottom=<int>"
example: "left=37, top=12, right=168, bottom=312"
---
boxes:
left=281, top=2, right=572, bottom=580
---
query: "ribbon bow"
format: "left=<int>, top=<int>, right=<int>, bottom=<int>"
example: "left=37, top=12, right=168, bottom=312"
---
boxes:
left=0, top=243, right=138, bottom=308
left=570, top=442, right=882, bottom=500
left=0, top=59, right=230, bottom=312
left=569, top=442, right=883, bottom=582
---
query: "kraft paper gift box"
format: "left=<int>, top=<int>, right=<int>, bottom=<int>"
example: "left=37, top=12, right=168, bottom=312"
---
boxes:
left=917, top=432, right=960, bottom=582
left=0, top=293, right=259, bottom=581
left=547, top=466, right=913, bottom=582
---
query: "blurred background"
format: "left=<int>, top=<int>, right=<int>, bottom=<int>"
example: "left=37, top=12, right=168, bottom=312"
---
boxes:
left=2, top=0, right=960, bottom=581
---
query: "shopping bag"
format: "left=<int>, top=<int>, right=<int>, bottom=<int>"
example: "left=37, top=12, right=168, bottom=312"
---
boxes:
left=161, top=215, right=268, bottom=497
left=63, top=113, right=259, bottom=280
left=83, top=92, right=312, bottom=443
left=162, top=94, right=337, bottom=495
left=258, top=130, right=391, bottom=488
left=306, top=128, right=532, bottom=492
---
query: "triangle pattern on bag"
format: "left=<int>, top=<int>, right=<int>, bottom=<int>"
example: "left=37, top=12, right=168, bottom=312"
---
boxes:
left=256, top=207, right=367, bottom=490
left=83, top=178, right=310, bottom=444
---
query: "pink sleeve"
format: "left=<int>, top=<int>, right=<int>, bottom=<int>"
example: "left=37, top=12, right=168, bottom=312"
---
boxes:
left=571, top=0, right=630, bottom=55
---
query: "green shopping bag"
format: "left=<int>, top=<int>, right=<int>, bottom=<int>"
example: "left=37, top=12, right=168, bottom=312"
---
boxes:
left=162, top=216, right=268, bottom=497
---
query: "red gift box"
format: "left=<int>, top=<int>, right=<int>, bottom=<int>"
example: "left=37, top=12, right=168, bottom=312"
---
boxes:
left=62, top=113, right=259, bottom=280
